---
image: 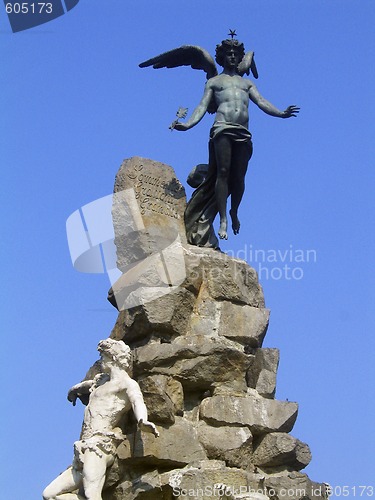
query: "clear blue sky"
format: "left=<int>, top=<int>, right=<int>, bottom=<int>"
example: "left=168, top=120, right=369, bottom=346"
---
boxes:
left=1, top=1, right=374, bottom=499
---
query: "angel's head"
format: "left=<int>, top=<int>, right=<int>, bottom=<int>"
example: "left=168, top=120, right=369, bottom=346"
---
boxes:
left=215, top=39, right=245, bottom=70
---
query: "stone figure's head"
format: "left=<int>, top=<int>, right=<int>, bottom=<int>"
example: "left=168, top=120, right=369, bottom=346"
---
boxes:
left=97, top=338, right=131, bottom=371
left=215, top=39, right=245, bottom=69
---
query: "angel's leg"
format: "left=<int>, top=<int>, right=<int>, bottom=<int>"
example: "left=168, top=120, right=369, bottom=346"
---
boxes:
left=214, top=135, right=232, bottom=240
left=229, top=141, right=253, bottom=235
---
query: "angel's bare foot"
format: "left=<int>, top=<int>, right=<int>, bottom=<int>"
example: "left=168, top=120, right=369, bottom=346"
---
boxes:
left=230, top=209, right=240, bottom=235
left=218, top=219, right=228, bottom=240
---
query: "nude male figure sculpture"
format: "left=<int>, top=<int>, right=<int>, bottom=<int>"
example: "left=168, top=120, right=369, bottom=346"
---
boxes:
left=175, top=39, right=299, bottom=242
left=140, top=35, right=299, bottom=248
left=43, top=339, right=158, bottom=500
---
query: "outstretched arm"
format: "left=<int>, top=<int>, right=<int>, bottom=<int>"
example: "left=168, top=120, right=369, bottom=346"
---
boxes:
left=173, top=82, right=213, bottom=131
left=67, top=380, right=94, bottom=406
left=126, top=378, right=159, bottom=437
left=249, top=82, right=299, bottom=118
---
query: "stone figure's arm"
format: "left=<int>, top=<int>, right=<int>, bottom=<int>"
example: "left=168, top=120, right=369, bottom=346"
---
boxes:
left=174, top=82, right=213, bottom=131
left=67, top=380, right=94, bottom=406
left=126, top=378, right=159, bottom=437
left=248, top=82, right=299, bottom=118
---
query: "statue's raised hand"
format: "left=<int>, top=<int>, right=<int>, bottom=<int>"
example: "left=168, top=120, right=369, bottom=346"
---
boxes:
left=67, top=388, right=78, bottom=406
left=282, top=105, right=300, bottom=118
left=170, top=122, right=189, bottom=131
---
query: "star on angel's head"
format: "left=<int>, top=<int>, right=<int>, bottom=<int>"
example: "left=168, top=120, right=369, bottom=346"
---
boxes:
left=228, top=29, right=237, bottom=39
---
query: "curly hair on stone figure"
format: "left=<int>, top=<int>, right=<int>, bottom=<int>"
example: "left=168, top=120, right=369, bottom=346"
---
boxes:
left=215, top=39, right=245, bottom=68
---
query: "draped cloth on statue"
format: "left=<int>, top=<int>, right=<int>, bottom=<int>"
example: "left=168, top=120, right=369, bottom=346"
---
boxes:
left=184, top=122, right=252, bottom=249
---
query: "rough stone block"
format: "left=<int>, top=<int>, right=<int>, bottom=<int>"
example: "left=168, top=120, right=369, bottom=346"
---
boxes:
left=134, top=336, right=253, bottom=391
left=199, top=390, right=298, bottom=435
left=252, top=432, right=311, bottom=470
left=110, top=462, right=266, bottom=500
left=108, top=238, right=188, bottom=312
left=138, top=375, right=183, bottom=424
left=247, top=349, right=279, bottom=398
left=182, top=246, right=265, bottom=307
left=198, top=421, right=253, bottom=468
left=112, top=157, right=187, bottom=273
left=205, top=256, right=264, bottom=306
left=117, top=417, right=206, bottom=466
left=107, top=470, right=173, bottom=500
left=168, top=460, right=265, bottom=499
left=110, top=287, right=195, bottom=343
left=188, top=282, right=221, bottom=337
left=218, top=302, right=270, bottom=347
left=263, top=471, right=329, bottom=500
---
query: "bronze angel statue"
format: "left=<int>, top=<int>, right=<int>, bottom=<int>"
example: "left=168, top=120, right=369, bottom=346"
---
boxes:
left=140, top=33, right=299, bottom=249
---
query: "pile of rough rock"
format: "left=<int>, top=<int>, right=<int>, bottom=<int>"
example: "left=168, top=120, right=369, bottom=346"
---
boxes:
left=93, top=158, right=327, bottom=500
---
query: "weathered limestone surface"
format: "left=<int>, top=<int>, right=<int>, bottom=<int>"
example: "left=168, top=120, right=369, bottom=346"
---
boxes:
left=218, top=302, right=270, bottom=347
left=199, top=390, right=298, bottom=434
left=112, top=156, right=187, bottom=272
left=104, top=461, right=327, bottom=500
left=197, top=421, right=253, bottom=468
left=99, top=158, right=326, bottom=500
left=117, top=417, right=207, bottom=466
left=138, top=374, right=184, bottom=424
left=247, top=348, right=279, bottom=398
left=263, top=471, right=328, bottom=500
left=252, top=432, right=312, bottom=470
left=106, top=461, right=265, bottom=500
left=133, top=336, right=253, bottom=391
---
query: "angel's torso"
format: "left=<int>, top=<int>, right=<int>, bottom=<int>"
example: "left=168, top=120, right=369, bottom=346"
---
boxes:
left=208, top=73, right=252, bottom=128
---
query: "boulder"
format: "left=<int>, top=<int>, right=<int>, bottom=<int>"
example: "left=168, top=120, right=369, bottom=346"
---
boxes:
left=110, top=286, right=196, bottom=342
left=117, top=417, right=207, bottom=467
left=138, top=375, right=183, bottom=424
left=247, top=349, right=279, bottom=398
left=263, top=471, right=329, bottom=500
left=110, top=461, right=266, bottom=500
left=218, top=302, right=270, bottom=347
left=198, top=421, right=253, bottom=468
left=106, top=470, right=173, bottom=500
left=199, top=390, right=298, bottom=435
left=183, top=247, right=265, bottom=307
left=252, top=432, right=311, bottom=470
left=133, top=336, right=253, bottom=391
left=108, top=237, right=188, bottom=312
left=168, top=460, right=266, bottom=500
left=112, top=157, right=187, bottom=273
left=188, top=281, right=221, bottom=337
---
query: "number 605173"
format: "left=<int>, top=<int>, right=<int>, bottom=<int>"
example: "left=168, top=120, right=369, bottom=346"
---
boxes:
left=6, top=3, right=53, bottom=14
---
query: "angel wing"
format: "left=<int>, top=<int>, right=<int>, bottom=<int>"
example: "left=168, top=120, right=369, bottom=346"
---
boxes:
left=139, top=45, right=218, bottom=80
left=139, top=45, right=218, bottom=113
left=237, top=51, right=258, bottom=79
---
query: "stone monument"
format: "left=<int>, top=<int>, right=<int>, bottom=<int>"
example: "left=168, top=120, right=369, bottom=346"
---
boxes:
left=44, top=34, right=327, bottom=500
left=100, top=156, right=327, bottom=499
left=44, top=154, right=325, bottom=499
